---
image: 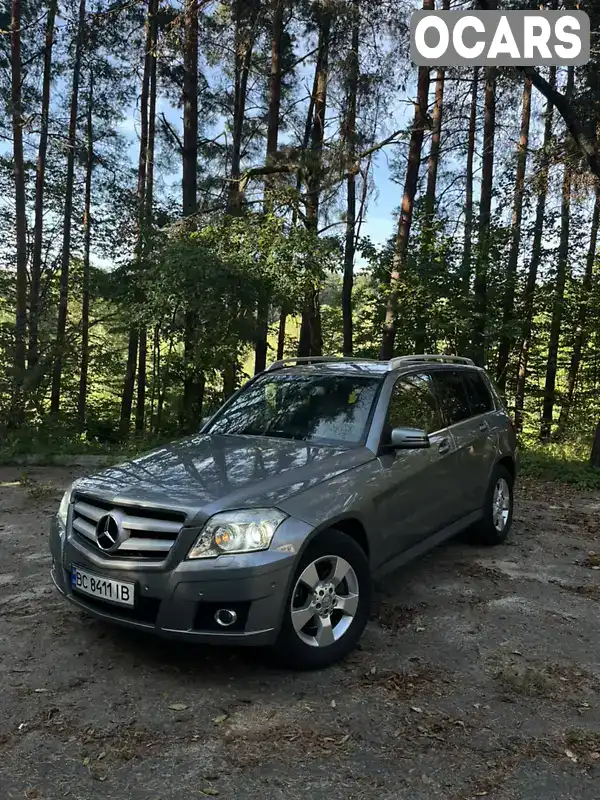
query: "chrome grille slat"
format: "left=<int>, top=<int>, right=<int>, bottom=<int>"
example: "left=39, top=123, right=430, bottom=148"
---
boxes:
left=72, top=517, right=96, bottom=541
left=118, top=537, right=177, bottom=552
left=71, top=494, right=185, bottom=560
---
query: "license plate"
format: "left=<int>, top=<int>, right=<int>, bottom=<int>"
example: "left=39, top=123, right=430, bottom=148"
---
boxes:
left=71, top=566, right=135, bottom=607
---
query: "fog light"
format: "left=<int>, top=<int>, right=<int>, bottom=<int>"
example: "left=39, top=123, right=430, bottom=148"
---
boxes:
left=214, top=608, right=238, bottom=627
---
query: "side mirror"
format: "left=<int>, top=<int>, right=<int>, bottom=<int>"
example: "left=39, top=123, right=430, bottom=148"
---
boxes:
left=389, top=426, right=430, bottom=449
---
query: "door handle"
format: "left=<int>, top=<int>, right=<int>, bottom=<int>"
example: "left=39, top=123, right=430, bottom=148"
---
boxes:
left=478, top=420, right=490, bottom=432
left=438, top=438, right=451, bottom=455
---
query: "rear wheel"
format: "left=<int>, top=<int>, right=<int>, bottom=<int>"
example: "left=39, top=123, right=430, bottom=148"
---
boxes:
left=470, top=464, right=514, bottom=546
left=272, top=529, right=371, bottom=669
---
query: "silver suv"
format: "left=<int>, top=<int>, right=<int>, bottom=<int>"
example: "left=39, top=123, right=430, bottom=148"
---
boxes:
left=50, top=355, right=518, bottom=669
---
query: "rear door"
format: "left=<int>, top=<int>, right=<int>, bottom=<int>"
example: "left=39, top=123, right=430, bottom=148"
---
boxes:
left=374, top=371, right=461, bottom=560
left=432, top=368, right=497, bottom=514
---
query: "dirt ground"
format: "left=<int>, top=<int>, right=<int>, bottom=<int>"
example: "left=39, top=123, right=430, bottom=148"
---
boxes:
left=1, top=467, right=600, bottom=800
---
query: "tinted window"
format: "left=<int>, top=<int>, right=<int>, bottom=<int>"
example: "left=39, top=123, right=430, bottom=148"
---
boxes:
left=385, top=373, right=441, bottom=435
left=207, top=372, right=381, bottom=445
left=433, top=370, right=471, bottom=425
left=463, top=370, right=494, bottom=416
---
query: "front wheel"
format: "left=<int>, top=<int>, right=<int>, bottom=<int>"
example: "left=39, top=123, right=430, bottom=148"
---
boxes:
left=470, top=464, right=514, bottom=546
left=272, top=529, right=371, bottom=670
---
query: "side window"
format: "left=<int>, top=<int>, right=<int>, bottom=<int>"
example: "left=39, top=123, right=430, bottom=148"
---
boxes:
left=463, top=370, right=494, bottom=416
left=385, top=373, right=441, bottom=435
left=432, top=370, right=471, bottom=426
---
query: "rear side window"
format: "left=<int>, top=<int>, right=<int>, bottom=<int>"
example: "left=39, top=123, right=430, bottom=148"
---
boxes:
left=432, top=370, right=471, bottom=425
left=385, top=373, right=442, bottom=434
left=463, top=370, right=494, bottom=416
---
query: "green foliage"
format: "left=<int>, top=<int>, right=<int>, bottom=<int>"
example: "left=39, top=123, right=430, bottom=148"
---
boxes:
left=519, top=440, right=600, bottom=490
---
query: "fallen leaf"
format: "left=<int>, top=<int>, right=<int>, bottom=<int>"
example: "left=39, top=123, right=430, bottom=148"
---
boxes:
left=410, top=706, right=423, bottom=714
left=168, top=703, right=189, bottom=711
left=330, top=700, right=336, bottom=709
left=200, top=789, right=219, bottom=797
left=98, top=751, right=106, bottom=761
left=34, top=688, right=48, bottom=693
left=83, top=757, right=90, bottom=767
left=565, top=749, right=578, bottom=763
left=213, top=714, right=228, bottom=724
left=339, top=734, right=351, bottom=744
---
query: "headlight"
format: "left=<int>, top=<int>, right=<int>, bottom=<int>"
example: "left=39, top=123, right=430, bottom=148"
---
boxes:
left=57, top=488, right=72, bottom=527
left=188, top=509, right=287, bottom=559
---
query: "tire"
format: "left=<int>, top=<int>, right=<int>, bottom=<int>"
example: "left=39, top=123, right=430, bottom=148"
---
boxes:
left=271, top=529, right=371, bottom=670
left=470, top=464, right=514, bottom=546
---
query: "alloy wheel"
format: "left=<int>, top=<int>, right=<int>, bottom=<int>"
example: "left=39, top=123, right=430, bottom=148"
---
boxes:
left=290, top=555, right=359, bottom=648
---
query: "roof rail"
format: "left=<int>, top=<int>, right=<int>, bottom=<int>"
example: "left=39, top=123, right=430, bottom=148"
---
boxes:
left=389, top=354, right=475, bottom=368
left=266, top=356, right=378, bottom=372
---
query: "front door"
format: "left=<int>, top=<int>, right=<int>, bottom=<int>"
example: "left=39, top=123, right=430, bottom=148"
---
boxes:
left=374, top=371, right=461, bottom=563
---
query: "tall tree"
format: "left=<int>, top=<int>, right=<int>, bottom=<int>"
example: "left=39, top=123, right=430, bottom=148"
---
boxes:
left=254, top=0, right=285, bottom=374
left=415, top=0, right=448, bottom=354
left=77, top=72, right=94, bottom=427
left=379, top=0, right=433, bottom=360
left=120, top=0, right=156, bottom=437
left=514, top=67, right=556, bottom=431
left=227, top=0, right=260, bottom=213
left=181, top=0, right=206, bottom=423
left=135, top=0, right=159, bottom=433
left=298, top=0, right=332, bottom=358
left=457, top=67, right=478, bottom=356
left=471, top=64, right=496, bottom=367
left=10, top=0, right=27, bottom=424
left=556, top=183, right=600, bottom=438
left=496, top=76, right=532, bottom=390
left=28, top=0, right=58, bottom=374
left=50, top=0, right=87, bottom=415
left=341, top=0, right=359, bottom=356
left=541, top=66, right=575, bottom=441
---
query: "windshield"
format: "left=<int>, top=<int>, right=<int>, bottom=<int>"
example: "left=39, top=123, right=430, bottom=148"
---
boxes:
left=207, top=372, right=382, bottom=446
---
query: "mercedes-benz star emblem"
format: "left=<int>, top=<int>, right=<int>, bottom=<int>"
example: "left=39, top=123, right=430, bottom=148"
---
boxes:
left=96, top=514, right=121, bottom=553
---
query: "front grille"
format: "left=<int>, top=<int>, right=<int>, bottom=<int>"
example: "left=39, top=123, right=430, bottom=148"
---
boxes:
left=71, top=494, right=185, bottom=560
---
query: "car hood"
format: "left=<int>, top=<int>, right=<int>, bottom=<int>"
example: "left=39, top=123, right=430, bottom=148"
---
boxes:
left=72, top=434, right=374, bottom=522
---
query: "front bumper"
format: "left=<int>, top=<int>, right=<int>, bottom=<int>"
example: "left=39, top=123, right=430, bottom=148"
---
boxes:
left=49, top=513, right=311, bottom=646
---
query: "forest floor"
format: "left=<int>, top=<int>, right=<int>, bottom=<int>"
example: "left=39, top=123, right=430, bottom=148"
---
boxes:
left=1, top=467, right=600, bottom=800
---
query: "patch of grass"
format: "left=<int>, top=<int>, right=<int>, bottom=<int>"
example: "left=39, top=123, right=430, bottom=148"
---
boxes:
left=519, top=442, right=600, bottom=490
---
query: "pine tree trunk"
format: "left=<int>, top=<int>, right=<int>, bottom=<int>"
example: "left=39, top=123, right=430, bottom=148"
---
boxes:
left=119, top=330, right=138, bottom=439
left=471, top=65, right=496, bottom=368
left=277, top=307, right=287, bottom=359
left=541, top=65, right=575, bottom=442
left=50, top=0, right=86, bottom=415
left=379, top=0, right=433, bottom=361
left=457, top=67, right=478, bottom=356
left=77, top=73, right=94, bottom=429
left=11, top=0, right=27, bottom=425
left=415, top=11, right=447, bottom=355
left=254, top=0, right=285, bottom=375
left=181, top=0, right=205, bottom=429
left=134, top=0, right=158, bottom=434
left=135, top=328, right=147, bottom=433
left=342, top=0, right=359, bottom=357
left=28, top=0, right=58, bottom=374
left=514, top=67, right=556, bottom=432
left=227, top=0, right=259, bottom=213
left=590, top=420, right=600, bottom=468
left=298, top=3, right=331, bottom=358
left=496, top=77, right=532, bottom=391
left=555, top=182, right=600, bottom=438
